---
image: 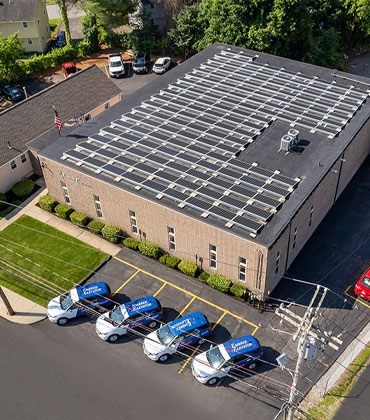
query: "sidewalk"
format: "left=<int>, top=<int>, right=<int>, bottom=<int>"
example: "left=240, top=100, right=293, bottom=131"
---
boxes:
left=0, top=187, right=120, bottom=324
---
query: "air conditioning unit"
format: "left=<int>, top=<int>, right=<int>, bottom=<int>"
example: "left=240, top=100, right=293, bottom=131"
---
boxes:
left=281, top=135, right=294, bottom=151
left=288, top=129, right=299, bottom=144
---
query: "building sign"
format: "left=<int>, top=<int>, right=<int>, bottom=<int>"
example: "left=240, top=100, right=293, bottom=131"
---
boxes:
left=58, top=170, right=91, bottom=188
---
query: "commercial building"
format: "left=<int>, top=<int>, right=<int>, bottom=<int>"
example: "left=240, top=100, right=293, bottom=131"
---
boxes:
left=38, top=43, right=370, bottom=294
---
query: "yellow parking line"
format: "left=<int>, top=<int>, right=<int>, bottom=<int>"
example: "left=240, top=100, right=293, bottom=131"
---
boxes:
left=344, top=288, right=370, bottom=309
left=113, top=256, right=258, bottom=331
left=153, top=283, right=166, bottom=297
left=104, top=65, right=109, bottom=77
left=178, top=344, right=200, bottom=374
left=112, top=269, right=140, bottom=296
left=212, top=311, right=226, bottom=330
left=176, top=296, right=196, bottom=319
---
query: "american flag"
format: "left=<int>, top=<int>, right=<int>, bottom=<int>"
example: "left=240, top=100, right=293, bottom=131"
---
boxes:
left=54, top=107, right=62, bottom=134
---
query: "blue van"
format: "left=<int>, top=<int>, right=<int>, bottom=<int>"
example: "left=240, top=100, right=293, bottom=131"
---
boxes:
left=95, top=296, right=163, bottom=342
left=143, top=311, right=211, bottom=362
left=191, top=335, right=263, bottom=385
left=56, top=31, right=66, bottom=48
left=47, top=282, right=111, bottom=325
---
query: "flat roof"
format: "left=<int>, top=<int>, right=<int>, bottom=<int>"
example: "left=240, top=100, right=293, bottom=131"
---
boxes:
left=39, top=43, right=370, bottom=247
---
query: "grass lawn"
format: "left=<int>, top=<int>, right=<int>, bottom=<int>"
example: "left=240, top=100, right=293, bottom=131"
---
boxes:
left=49, top=18, right=62, bottom=38
left=0, top=215, right=107, bottom=307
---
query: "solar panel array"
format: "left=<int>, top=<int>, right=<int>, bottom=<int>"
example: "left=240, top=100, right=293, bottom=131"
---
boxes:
left=61, top=48, right=368, bottom=236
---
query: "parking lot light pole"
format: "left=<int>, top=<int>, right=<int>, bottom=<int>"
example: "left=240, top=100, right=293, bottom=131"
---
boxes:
left=0, top=286, right=15, bottom=316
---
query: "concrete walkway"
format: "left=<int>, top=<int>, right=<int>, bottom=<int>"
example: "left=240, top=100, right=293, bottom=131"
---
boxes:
left=0, top=187, right=120, bottom=324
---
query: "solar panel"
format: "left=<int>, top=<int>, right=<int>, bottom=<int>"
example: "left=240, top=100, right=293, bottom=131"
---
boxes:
left=176, top=178, right=198, bottom=189
left=123, top=172, right=146, bottom=184
left=233, top=215, right=262, bottom=233
left=208, top=206, right=235, bottom=220
left=142, top=179, right=167, bottom=192
left=243, top=204, right=271, bottom=220
left=197, top=186, right=223, bottom=200
left=64, top=149, right=86, bottom=161
left=219, top=195, right=245, bottom=208
left=102, top=164, right=125, bottom=176
left=84, top=156, right=105, bottom=167
left=186, top=196, right=212, bottom=210
left=163, top=188, right=188, bottom=201
left=135, top=162, right=157, bottom=174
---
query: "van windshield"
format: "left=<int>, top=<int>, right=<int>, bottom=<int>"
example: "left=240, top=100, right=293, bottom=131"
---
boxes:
left=60, top=292, right=73, bottom=310
left=110, top=306, right=125, bottom=324
left=157, top=325, right=175, bottom=346
left=206, top=346, right=226, bottom=369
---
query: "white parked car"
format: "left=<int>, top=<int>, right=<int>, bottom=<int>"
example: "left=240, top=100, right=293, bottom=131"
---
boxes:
left=108, top=54, right=125, bottom=78
left=153, top=57, right=171, bottom=74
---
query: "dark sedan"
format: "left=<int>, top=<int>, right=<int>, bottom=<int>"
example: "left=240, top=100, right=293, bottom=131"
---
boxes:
left=2, top=85, right=24, bottom=102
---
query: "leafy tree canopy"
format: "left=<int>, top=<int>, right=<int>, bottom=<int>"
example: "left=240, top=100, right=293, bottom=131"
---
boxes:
left=80, top=0, right=136, bottom=28
left=0, top=33, right=24, bottom=83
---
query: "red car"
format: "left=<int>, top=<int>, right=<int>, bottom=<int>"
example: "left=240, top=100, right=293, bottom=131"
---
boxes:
left=354, top=266, right=370, bottom=300
left=61, top=62, right=77, bottom=78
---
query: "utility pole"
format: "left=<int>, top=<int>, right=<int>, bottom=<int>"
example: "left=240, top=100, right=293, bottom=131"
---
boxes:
left=0, top=285, right=15, bottom=316
left=275, top=285, right=343, bottom=420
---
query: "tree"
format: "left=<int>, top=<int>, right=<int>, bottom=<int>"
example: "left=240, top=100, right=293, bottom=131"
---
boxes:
left=56, top=0, right=73, bottom=46
left=80, top=0, right=136, bottom=28
left=0, top=33, right=24, bottom=82
left=130, top=12, right=157, bottom=52
left=82, top=13, right=99, bottom=52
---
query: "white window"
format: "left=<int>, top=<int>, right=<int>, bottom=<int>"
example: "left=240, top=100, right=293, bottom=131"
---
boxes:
left=61, top=181, right=70, bottom=204
left=28, top=39, right=32, bottom=45
left=129, top=210, right=138, bottom=233
left=309, top=205, right=314, bottom=227
left=10, top=160, right=17, bottom=171
left=275, top=251, right=280, bottom=274
left=292, top=227, right=298, bottom=249
left=23, top=22, right=28, bottom=28
left=20, top=154, right=27, bottom=164
left=94, top=195, right=103, bottom=218
left=209, top=244, right=217, bottom=268
left=168, top=227, right=175, bottom=250
left=239, top=257, right=247, bottom=282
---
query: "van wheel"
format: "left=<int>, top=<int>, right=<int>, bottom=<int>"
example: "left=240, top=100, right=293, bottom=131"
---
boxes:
left=57, top=317, right=68, bottom=326
left=148, top=320, right=157, bottom=329
left=207, top=377, right=218, bottom=386
left=198, top=338, right=205, bottom=345
left=248, top=362, right=257, bottom=370
left=108, top=334, right=119, bottom=343
left=158, top=354, right=169, bottom=362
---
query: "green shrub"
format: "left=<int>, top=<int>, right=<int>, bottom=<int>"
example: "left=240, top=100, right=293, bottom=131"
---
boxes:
left=123, top=237, right=140, bottom=250
left=12, top=179, right=34, bottom=197
left=207, top=274, right=232, bottom=294
left=138, top=240, right=161, bottom=259
left=230, top=283, right=247, bottom=298
left=0, top=193, right=7, bottom=210
left=178, top=260, right=198, bottom=277
left=38, top=193, right=58, bottom=213
left=198, top=271, right=210, bottom=283
left=87, top=220, right=105, bottom=234
left=101, top=224, right=123, bottom=243
left=54, top=203, right=73, bottom=219
left=166, top=255, right=180, bottom=269
left=159, top=254, right=168, bottom=265
left=70, top=211, right=89, bottom=226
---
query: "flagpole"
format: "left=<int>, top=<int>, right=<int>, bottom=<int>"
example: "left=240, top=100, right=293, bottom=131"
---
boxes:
left=53, top=105, right=62, bottom=137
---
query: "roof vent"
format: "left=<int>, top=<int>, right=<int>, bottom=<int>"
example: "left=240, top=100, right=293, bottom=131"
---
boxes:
left=280, top=135, right=294, bottom=152
left=288, top=129, right=300, bottom=145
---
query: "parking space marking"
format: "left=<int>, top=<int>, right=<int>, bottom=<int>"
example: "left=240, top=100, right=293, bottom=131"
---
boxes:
left=153, top=283, right=166, bottom=297
left=212, top=311, right=227, bottom=330
left=112, top=269, right=140, bottom=296
left=178, top=344, right=200, bottom=375
left=113, top=256, right=258, bottom=331
left=104, top=65, right=109, bottom=78
left=344, top=287, right=370, bottom=309
left=176, top=296, right=196, bottom=319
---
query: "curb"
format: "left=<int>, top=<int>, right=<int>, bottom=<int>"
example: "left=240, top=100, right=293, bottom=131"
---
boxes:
left=79, top=255, right=112, bottom=286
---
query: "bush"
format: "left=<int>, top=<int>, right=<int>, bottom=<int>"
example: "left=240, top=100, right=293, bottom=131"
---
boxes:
left=70, top=211, right=89, bottom=226
left=0, top=193, right=7, bottom=210
left=159, top=254, right=168, bottom=265
left=12, top=179, right=34, bottom=197
left=230, top=283, right=247, bottom=298
left=123, top=237, right=140, bottom=250
left=166, top=255, right=180, bottom=269
left=207, top=274, right=232, bottom=294
left=54, top=203, right=73, bottom=219
left=101, top=224, right=123, bottom=243
left=38, top=193, right=58, bottom=213
left=87, top=220, right=105, bottom=234
left=178, top=260, right=198, bottom=277
left=138, top=240, right=161, bottom=259
left=198, top=271, right=210, bottom=283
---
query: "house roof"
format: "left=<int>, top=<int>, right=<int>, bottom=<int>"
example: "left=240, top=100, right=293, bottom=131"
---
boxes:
left=0, top=64, right=121, bottom=167
left=39, top=43, right=370, bottom=247
left=0, top=0, right=38, bottom=22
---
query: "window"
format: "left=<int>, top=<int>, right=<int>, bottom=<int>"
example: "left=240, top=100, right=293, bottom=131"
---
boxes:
left=150, top=3, right=154, bottom=8
left=239, top=257, right=247, bottom=282
left=10, top=160, right=17, bottom=170
left=309, top=205, right=314, bottom=227
left=23, top=22, right=28, bottom=28
left=104, top=102, right=109, bottom=110
left=61, top=181, right=71, bottom=204
left=292, top=227, right=298, bottom=249
left=28, top=39, right=32, bottom=44
left=275, top=251, right=280, bottom=274
left=129, top=210, right=138, bottom=233
left=20, top=154, right=27, bottom=164
left=168, top=227, right=175, bottom=250
left=93, top=195, right=103, bottom=218
left=151, top=19, right=154, bottom=24
left=209, top=244, right=217, bottom=268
